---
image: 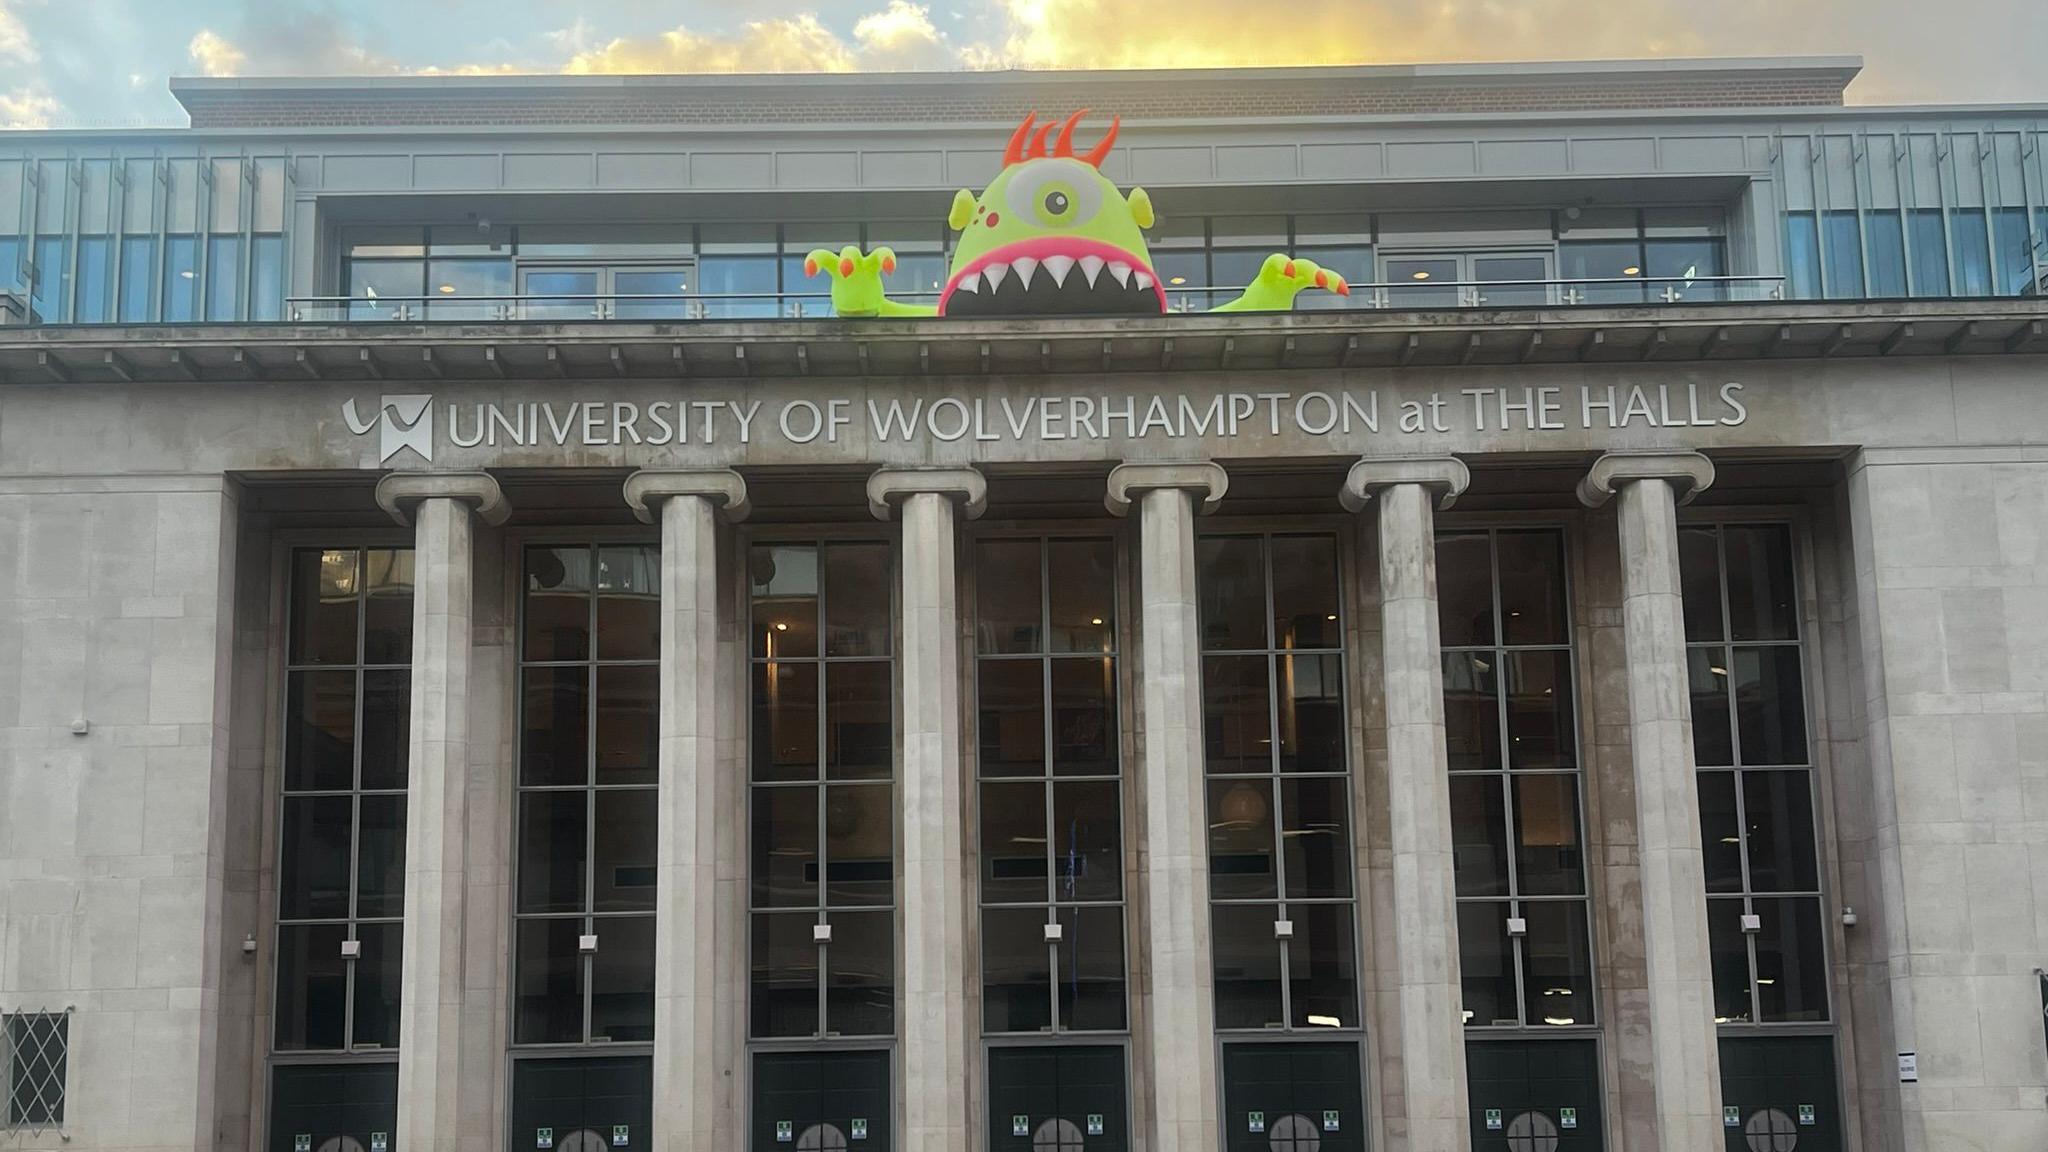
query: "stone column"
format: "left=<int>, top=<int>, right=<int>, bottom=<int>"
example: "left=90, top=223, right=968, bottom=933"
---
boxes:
left=868, top=467, right=986, bottom=1152
left=1340, top=458, right=1473, bottom=1152
left=625, top=469, right=750, bottom=1151
left=374, top=471, right=509, bottom=1152
left=1577, top=450, right=1723, bottom=1149
left=1105, top=461, right=1228, bottom=1152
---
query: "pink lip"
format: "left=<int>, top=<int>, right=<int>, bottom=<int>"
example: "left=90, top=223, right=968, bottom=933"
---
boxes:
left=938, top=236, right=1167, bottom=314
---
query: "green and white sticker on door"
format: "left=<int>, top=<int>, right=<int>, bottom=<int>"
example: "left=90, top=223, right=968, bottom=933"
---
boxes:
left=1013, top=1115, right=1030, bottom=1137
left=1086, top=1114, right=1104, bottom=1136
left=1322, top=1110, right=1340, bottom=1132
left=1247, top=1111, right=1265, bottom=1133
left=1485, top=1109, right=1503, bottom=1130
left=1799, top=1104, right=1817, bottom=1126
left=612, top=1124, right=629, bottom=1146
left=370, top=1133, right=388, bottom=1152
left=1559, top=1107, right=1578, bottom=1129
left=294, top=1137, right=312, bottom=1152
left=775, top=1120, right=794, bottom=1142
left=1724, top=1106, right=1742, bottom=1127
left=535, top=1129, right=554, bottom=1150
left=851, top=1118, right=869, bottom=1140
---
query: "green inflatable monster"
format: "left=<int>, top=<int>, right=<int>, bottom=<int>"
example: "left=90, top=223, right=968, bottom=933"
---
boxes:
left=805, top=110, right=1350, bottom=317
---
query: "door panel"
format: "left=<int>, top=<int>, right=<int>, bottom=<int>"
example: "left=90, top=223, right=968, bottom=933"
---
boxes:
left=754, top=1050, right=892, bottom=1151
left=509, top=1056, right=653, bottom=1152
left=520, top=268, right=601, bottom=320
left=987, top=1046, right=1127, bottom=1152
left=1221, top=1042, right=1364, bottom=1152
left=1466, top=1039, right=1604, bottom=1150
left=269, top=1063, right=397, bottom=1152
left=1719, top=1036, right=1841, bottom=1152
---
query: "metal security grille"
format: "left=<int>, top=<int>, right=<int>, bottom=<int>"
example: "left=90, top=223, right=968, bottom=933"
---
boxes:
left=4, top=1009, right=68, bottom=1130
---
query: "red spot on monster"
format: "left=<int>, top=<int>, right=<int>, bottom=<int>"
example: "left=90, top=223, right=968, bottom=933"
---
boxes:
left=882, top=254, right=896, bottom=273
left=1314, top=270, right=1328, bottom=288
left=804, top=258, right=818, bottom=277
left=1335, top=281, right=1351, bottom=296
left=1284, top=261, right=1297, bottom=278
left=839, top=257, right=855, bottom=277
left=986, top=212, right=1000, bottom=227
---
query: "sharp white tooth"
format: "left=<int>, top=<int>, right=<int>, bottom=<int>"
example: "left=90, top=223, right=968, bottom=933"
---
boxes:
left=983, top=263, right=1009, bottom=293
left=1107, top=261, right=1132, bottom=287
left=1043, top=255, right=1075, bottom=287
left=1134, top=272, right=1155, bottom=291
left=1078, top=255, right=1105, bottom=286
left=954, top=273, right=980, bottom=294
left=1012, top=256, right=1040, bottom=289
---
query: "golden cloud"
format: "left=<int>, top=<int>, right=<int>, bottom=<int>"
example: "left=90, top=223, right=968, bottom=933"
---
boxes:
left=187, top=29, right=246, bottom=78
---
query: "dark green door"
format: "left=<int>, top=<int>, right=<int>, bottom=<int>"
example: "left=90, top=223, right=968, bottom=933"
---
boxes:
left=1221, top=1042, right=1365, bottom=1152
left=1719, top=1037, right=1841, bottom=1152
left=753, top=1050, right=892, bottom=1151
left=1466, top=1039, right=1604, bottom=1150
left=508, top=1056, right=652, bottom=1152
left=987, top=1046, right=1127, bottom=1151
left=270, top=1063, right=397, bottom=1152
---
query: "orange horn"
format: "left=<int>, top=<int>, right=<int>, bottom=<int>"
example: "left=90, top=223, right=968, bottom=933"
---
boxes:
left=1053, top=109, right=1089, bottom=157
left=1027, top=117, right=1057, bottom=159
left=1003, top=112, right=1038, bottom=167
left=1079, top=115, right=1121, bottom=168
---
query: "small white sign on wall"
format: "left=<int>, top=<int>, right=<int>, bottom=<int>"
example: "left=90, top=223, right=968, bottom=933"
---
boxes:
left=1898, top=1052, right=1919, bottom=1083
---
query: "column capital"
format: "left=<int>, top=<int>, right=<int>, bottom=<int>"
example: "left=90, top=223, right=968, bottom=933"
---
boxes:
left=1338, top=455, right=1470, bottom=513
left=622, top=468, right=751, bottom=525
left=375, top=470, right=509, bottom=527
left=867, top=466, right=986, bottom=521
left=1104, top=460, right=1228, bottom=517
left=1576, top=450, right=1716, bottom=508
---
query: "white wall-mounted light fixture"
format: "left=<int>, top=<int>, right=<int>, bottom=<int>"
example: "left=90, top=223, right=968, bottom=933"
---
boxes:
left=578, top=934, right=599, bottom=954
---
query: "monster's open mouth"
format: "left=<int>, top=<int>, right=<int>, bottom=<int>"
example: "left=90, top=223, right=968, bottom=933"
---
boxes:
left=938, top=236, right=1168, bottom=317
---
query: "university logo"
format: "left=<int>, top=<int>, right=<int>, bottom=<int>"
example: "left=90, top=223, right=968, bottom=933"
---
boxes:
left=343, top=394, right=435, bottom=463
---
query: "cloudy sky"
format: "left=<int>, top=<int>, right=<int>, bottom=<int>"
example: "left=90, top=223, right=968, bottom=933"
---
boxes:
left=1, top=0, right=2043, bottom=128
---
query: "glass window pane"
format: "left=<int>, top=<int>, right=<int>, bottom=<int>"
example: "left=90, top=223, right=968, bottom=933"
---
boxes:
left=1457, top=902, right=1517, bottom=1027
left=1909, top=209, right=1951, bottom=297
left=1724, top=525, right=1797, bottom=642
left=525, top=546, right=592, bottom=662
left=595, top=665, right=658, bottom=787
left=1688, top=649, right=1734, bottom=767
left=750, top=912, right=820, bottom=1038
left=1384, top=256, right=1461, bottom=308
left=824, top=783, right=893, bottom=906
left=521, top=666, right=590, bottom=787
left=351, top=922, right=402, bottom=1049
left=1473, top=255, right=1549, bottom=306
left=1822, top=211, right=1865, bottom=299
left=1050, top=658, right=1116, bottom=777
left=285, top=670, right=356, bottom=792
left=1442, top=651, right=1502, bottom=772
left=1512, top=774, right=1585, bottom=897
left=1559, top=240, right=1647, bottom=305
left=1754, top=897, right=1829, bottom=1022
left=826, top=662, right=892, bottom=781
left=590, top=915, right=656, bottom=1041
left=1294, top=244, right=1372, bottom=311
left=1287, top=903, right=1357, bottom=1029
left=1197, top=537, right=1266, bottom=650
left=1048, top=540, right=1115, bottom=653
left=1995, top=208, right=2034, bottom=295
left=1281, top=777, right=1351, bottom=900
left=1707, top=897, right=1753, bottom=1024
left=514, top=918, right=585, bottom=1044
left=1497, top=533, right=1567, bottom=646
left=1785, top=212, right=1821, bottom=299
left=291, top=549, right=360, bottom=665
left=752, top=661, right=819, bottom=782
left=1208, top=779, right=1277, bottom=901
left=521, top=268, right=599, bottom=321
left=1521, top=902, right=1593, bottom=1027
left=1866, top=211, right=1908, bottom=297
left=205, top=235, right=241, bottom=320
left=1697, top=771, right=1745, bottom=893
left=1743, top=770, right=1820, bottom=893
left=1052, top=780, right=1122, bottom=902
left=595, top=545, right=659, bottom=661
left=344, top=258, right=422, bottom=319
left=274, top=923, right=348, bottom=1050
left=1678, top=527, right=1724, bottom=643
left=1057, top=904, right=1127, bottom=1031
left=29, top=236, right=67, bottom=322
left=594, top=789, right=658, bottom=912
left=159, top=236, right=196, bottom=321
left=1450, top=775, right=1509, bottom=898
left=426, top=258, right=513, bottom=320
left=753, top=785, right=820, bottom=909
left=279, top=795, right=353, bottom=920
left=1212, top=903, right=1284, bottom=1029
left=75, top=236, right=111, bottom=323
left=1502, top=651, right=1574, bottom=770
left=355, top=794, right=406, bottom=919
left=824, top=543, right=891, bottom=658
left=1155, top=248, right=1207, bottom=311
left=1950, top=209, right=1992, bottom=295
left=1277, top=654, right=1343, bottom=774
left=251, top=234, right=285, bottom=321
left=1733, top=646, right=1807, bottom=766
left=752, top=545, right=818, bottom=658
left=1203, top=655, right=1272, bottom=774
left=518, top=791, right=587, bottom=914
left=977, top=541, right=1043, bottom=654
left=1435, top=534, right=1495, bottom=647
left=826, top=909, right=895, bottom=1035
left=1646, top=237, right=1726, bottom=303
left=698, top=255, right=778, bottom=319
left=118, top=236, right=153, bottom=321
left=980, top=781, right=1049, bottom=904
left=362, top=548, right=414, bottom=664
left=1270, top=536, right=1340, bottom=649
left=978, top=661, right=1044, bottom=777
left=982, top=906, right=1052, bottom=1033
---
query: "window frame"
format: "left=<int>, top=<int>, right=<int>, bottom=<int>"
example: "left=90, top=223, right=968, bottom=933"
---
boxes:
left=2, top=1009, right=68, bottom=1131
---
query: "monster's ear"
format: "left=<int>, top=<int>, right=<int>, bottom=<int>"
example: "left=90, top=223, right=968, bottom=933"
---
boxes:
left=1128, top=186, right=1155, bottom=229
left=948, top=189, right=977, bottom=231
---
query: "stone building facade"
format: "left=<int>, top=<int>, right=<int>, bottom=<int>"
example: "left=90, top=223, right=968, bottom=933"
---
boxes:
left=0, top=55, right=2046, bottom=1152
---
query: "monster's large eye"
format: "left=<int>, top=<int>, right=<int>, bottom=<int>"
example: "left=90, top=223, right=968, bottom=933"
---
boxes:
left=1005, top=158, right=1102, bottom=229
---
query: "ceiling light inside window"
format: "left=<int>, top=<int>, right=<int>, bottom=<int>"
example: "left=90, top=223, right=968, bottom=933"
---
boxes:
left=1411, top=270, right=1431, bottom=280
left=438, top=284, right=456, bottom=294
left=1169, top=276, right=1187, bottom=285
left=1622, top=266, right=1642, bottom=276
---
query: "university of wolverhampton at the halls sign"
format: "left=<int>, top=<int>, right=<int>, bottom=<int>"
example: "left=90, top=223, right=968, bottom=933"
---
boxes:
left=802, top=111, right=1352, bottom=317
